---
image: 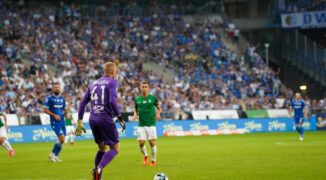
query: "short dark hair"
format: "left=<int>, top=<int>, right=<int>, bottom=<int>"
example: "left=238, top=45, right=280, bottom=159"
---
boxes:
left=141, top=81, right=149, bottom=85
left=53, top=82, right=60, bottom=86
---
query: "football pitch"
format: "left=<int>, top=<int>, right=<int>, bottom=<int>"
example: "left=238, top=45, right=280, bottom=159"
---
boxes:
left=1, top=131, right=326, bottom=180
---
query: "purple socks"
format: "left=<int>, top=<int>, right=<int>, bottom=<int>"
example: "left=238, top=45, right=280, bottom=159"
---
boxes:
left=95, top=151, right=105, bottom=167
left=98, top=148, right=118, bottom=169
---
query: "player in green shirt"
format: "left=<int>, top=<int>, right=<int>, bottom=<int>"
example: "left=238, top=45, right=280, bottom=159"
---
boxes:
left=64, top=104, right=76, bottom=145
left=0, top=113, right=14, bottom=156
left=132, top=81, right=162, bottom=167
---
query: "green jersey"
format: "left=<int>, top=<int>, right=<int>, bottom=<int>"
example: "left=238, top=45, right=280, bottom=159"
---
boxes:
left=0, top=113, right=4, bottom=128
left=65, top=110, right=73, bottom=126
left=135, top=94, right=158, bottom=127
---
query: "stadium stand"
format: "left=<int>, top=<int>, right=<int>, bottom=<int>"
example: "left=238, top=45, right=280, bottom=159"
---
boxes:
left=0, top=0, right=325, bottom=123
left=271, top=0, right=326, bottom=15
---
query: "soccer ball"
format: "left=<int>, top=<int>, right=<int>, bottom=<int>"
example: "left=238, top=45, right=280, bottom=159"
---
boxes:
left=154, top=173, right=168, bottom=180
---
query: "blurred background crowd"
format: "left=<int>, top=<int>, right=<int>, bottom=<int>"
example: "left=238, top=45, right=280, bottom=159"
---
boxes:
left=273, top=0, right=326, bottom=14
left=0, top=0, right=325, bottom=121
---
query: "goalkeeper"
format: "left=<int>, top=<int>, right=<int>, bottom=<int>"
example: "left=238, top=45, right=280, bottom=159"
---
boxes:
left=75, top=62, right=125, bottom=180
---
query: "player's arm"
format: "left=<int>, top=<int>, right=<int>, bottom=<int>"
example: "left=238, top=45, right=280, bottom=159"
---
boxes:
left=109, top=81, right=125, bottom=131
left=43, top=108, right=61, bottom=121
left=132, top=101, right=138, bottom=122
left=155, top=104, right=162, bottom=120
left=63, top=108, right=70, bottom=120
left=303, top=108, right=308, bottom=119
left=62, top=100, right=70, bottom=119
left=154, top=97, right=162, bottom=120
left=72, top=112, right=76, bottom=126
left=43, top=96, right=61, bottom=120
left=303, top=102, right=308, bottom=119
left=43, top=97, right=60, bottom=121
left=289, top=101, right=293, bottom=118
left=75, top=87, right=91, bottom=136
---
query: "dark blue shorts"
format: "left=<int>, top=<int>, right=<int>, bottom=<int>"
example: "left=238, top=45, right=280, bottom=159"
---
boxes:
left=51, top=120, right=66, bottom=137
left=89, top=119, right=119, bottom=146
left=294, top=117, right=304, bottom=125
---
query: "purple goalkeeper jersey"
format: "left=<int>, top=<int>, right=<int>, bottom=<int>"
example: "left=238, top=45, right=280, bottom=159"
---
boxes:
left=78, top=76, right=120, bottom=122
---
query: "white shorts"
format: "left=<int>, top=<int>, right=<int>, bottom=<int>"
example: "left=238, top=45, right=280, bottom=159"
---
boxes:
left=0, top=126, right=7, bottom=138
left=66, top=126, right=75, bottom=134
left=137, top=126, right=157, bottom=140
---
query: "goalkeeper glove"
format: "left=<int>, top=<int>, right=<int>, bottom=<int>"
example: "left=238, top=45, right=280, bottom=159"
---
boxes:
left=74, top=120, right=86, bottom=136
left=117, top=115, right=126, bottom=132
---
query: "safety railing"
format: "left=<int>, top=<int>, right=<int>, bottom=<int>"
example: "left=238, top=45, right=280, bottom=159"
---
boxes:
left=282, top=30, right=326, bottom=86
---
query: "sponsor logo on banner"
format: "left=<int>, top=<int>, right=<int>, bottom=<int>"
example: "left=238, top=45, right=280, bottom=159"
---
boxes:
left=6, top=118, right=318, bottom=143
left=217, top=122, right=237, bottom=130
left=316, top=113, right=326, bottom=130
left=133, top=126, right=139, bottom=136
left=302, top=121, right=311, bottom=128
left=7, top=129, right=24, bottom=142
left=190, top=123, right=209, bottom=130
left=33, top=128, right=57, bottom=141
left=292, top=121, right=311, bottom=130
left=281, top=10, right=326, bottom=29
left=284, top=14, right=297, bottom=26
left=244, top=121, right=263, bottom=131
left=268, top=120, right=286, bottom=131
left=163, top=123, right=183, bottom=133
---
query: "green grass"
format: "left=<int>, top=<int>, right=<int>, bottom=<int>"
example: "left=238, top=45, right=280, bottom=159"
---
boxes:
left=1, top=131, right=326, bottom=180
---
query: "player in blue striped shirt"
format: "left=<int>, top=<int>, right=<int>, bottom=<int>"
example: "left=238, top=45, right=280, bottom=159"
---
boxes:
left=289, top=93, right=308, bottom=141
left=43, top=83, right=70, bottom=162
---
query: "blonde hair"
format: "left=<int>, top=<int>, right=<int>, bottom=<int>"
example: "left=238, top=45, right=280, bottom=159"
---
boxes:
left=103, top=62, right=116, bottom=75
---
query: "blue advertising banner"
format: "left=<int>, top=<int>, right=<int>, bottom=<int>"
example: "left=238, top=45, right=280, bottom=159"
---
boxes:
left=316, top=113, right=326, bottom=130
left=7, top=117, right=317, bottom=143
left=281, top=10, right=326, bottom=29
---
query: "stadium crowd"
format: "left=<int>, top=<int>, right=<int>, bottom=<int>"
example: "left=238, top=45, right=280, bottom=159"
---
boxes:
left=0, top=1, right=325, bottom=121
left=274, top=0, right=326, bottom=13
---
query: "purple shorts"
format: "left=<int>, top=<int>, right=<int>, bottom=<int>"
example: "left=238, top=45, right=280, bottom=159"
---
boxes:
left=89, top=119, right=119, bottom=146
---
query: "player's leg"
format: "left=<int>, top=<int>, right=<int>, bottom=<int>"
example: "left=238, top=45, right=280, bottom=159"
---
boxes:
left=70, top=126, right=75, bottom=145
left=294, top=117, right=304, bottom=141
left=139, top=139, right=149, bottom=165
left=148, top=126, right=157, bottom=166
left=51, top=134, right=64, bottom=162
left=91, top=121, right=120, bottom=180
left=50, top=123, right=65, bottom=162
left=294, top=117, right=300, bottom=134
left=98, top=142, right=120, bottom=169
left=97, top=121, right=121, bottom=170
left=139, top=139, right=147, bottom=155
left=298, top=118, right=304, bottom=141
left=0, top=127, right=14, bottom=156
left=92, top=142, right=107, bottom=180
left=90, top=121, right=106, bottom=180
left=138, top=127, right=149, bottom=165
left=64, top=130, right=70, bottom=145
left=149, top=139, right=157, bottom=166
left=1, top=137, right=14, bottom=156
left=95, top=142, right=107, bottom=167
left=93, top=142, right=119, bottom=180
